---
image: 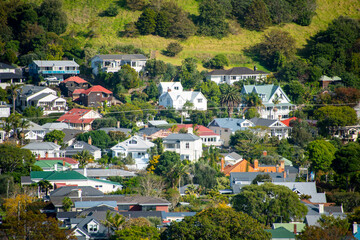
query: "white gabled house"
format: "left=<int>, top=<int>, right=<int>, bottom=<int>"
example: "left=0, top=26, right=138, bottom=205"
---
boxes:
left=241, top=84, right=295, bottom=120
left=249, top=117, right=291, bottom=139
left=22, top=142, right=65, bottom=158
left=159, top=91, right=207, bottom=112
left=158, top=82, right=183, bottom=95
left=207, top=67, right=269, bottom=85
left=111, top=136, right=155, bottom=170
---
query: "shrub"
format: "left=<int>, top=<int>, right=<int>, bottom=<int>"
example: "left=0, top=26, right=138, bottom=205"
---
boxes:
left=163, top=42, right=183, bottom=57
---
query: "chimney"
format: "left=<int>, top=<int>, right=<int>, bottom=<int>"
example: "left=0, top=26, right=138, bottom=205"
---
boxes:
left=88, top=136, right=92, bottom=145
left=84, top=167, right=87, bottom=177
left=278, top=115, right=281, bottom=121
left=221, top=158, right=225, bottom=172
left=354, top=222, right=358, bottom=234
left=319, top=204, right=324, bottom=214
left=263, top=151, right=267, bottom=157
left=45, top=152, right=49, bottom=159
left=37, top=154, right=41, bottom=160
left=78, top=189, right=82, bottom=198
left=283, top=170, right=286, bottom=179
left=276, top=164, right=279, bottom=172
left=54, top=163, right=57, bottom=171
left=63, top=159, right=66, bottom=170
left=294, top=224, right=297, bottom=235
left=280, top=160, right=285, bottom=171
left=254, top=160, right=258, bottom=170
left=54, top=139, right=58, bottom=145
left=254, top=65, right=257, bottom=72
left=187, top=127, right=193, bottom=134
left=117, top=121, right=120, bottom=128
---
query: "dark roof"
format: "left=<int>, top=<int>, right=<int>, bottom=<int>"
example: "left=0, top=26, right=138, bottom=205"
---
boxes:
left=50, top=186, right=104, bottom=197
left=95, top=54, right=147, bottom=61
left=62, top=129, right=84, bottom=143
left=56, top=211, right=78, bottom=219
left=138, top=127, right=162, bottom=136
left=249, top=117, right=277, bottom=127
left=21, top=176, right=34, bottom=185
left=0, top=62, right=16, bottom=69
left=117, top=211, right=163, bottom=219
left=65, top=141, right=100, bottom=154
left=0, top=72, right=23, bottom=80
left=98, top=127, right=131, bottom=134
left=208, top=67, right=268, bottom=76
left=164, top=133, right=200, bottom=142
left=78, top=206, right=118, bottom=216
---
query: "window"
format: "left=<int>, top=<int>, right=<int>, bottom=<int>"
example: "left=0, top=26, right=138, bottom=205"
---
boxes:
left=186, top=143, right=189, bottom=149
left=143, top=206, right=156, bottom=211
left=231, top=76, right=236, bottom=80
left=224, top=129, right=228, bottom=132
left=198, top=99, right=203, bottom=103
left=174, top=86, right=179, bottom=90
left=88, top=224, right=98, bottom=233
left=59, top=67, right=62, bottom=70
left=131, top=62, right=136, bottom=67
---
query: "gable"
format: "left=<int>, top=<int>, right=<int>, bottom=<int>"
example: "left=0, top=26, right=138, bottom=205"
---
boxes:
left=269, top=121, right=287, bottom=128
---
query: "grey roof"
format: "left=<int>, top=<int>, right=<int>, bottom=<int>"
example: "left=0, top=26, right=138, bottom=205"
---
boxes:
left=65, top=141, right=100, bottom=155
left=98, top=127, right=131, bottom=134
left=111, top=136, right=155, bottom=151
left=62, top=129, right=83, bottom=143
left=31, top=93, right=55, bottom=101
left=22, top=142, right=60, bottom=150
left=56, top=211, right=78, bottom=220
left=42, top=122, right=73, bottom=130
left=304, top=202, right=345, bottom=226
left=74, top=168, right=136, bottom=178
left=21, top=176, right=34, bottom=185
left=249, top=117, right=278, bottom=127
left=264, top=182, right=327, bottom=203
left=148, top=120, right=168, bottom=126
left=73, top=216, right=107, bottom=239
left=208, top=118, right=251, bottom=132
left=21, top=85, right=47, bottom=96
left=78, top=206, right=118, bottom=217
left=32, top=60, right=79, bottom=67
left=0, top=62, right=16, bottom=69
left=74, top=201, right=117, bottom=209
left=221, top=152, right=242, bottom=161
left=27, top=121, right=46, bottom=131
left=138, top=127, right=162, bottom=136
left=118, top=211, right=163, bottom=219
left=95, top=54, right=147, bottom=61
left=164, top=133, right=200, bottom=142
left=162, top=212, right=196, bottom=218
left=50, top=186, right=104, bottom=197
left=208, top=67, right=268, bottom=76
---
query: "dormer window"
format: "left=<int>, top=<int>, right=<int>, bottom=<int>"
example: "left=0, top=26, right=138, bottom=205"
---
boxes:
left=129, top=139, right=137, bottom=144
left=74, top=142, right=83, bottom=149
left=174, top=86, right=179, bottom=90
left=88, top=223, right=99, bottom=233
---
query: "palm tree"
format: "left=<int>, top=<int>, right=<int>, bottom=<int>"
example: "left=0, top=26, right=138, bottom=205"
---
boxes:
left=7, top=83, right=22, bottom=114
left=272, top=94, right=281, bottom=119
left=3, top=118, right=12, bottom=141
left=101, top=210, right=126, bottom=237
left=19, top=118, right=30, bottom=145
left=243, top=92, right=264, bottom=112
left=8, top=113, right=21, bottom=140
left=62, top=196, right=73, bottom=212
left=37, top=180, right=53, bottom=196
left=73, top=150, right=94, bottom=168
left=220, top=86, right=241, bottom=117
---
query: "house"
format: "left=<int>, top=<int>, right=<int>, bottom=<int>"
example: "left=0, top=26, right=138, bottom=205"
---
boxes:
left=23, top=121, right=47, bottom=141
left=62, top=129, right=84, bottom=146
left=57, top=108, right=102, bottom=131
left=137, top=127, right=170, bottom=141
left=159, top=90, right=207, bottom=112
left=281, top=117, right=298, bottom=127
left=168, top=124, right=222, bottom=146
left=30, top=171, right=122, bottom=194
left=0, top=62, right=24, bottom=86
left=148, top=120, right=169, bottom=127
left=163, top=131, right=203, bottom=161
left=17, top=85, right=67, bottom=115
left=22, top=142, right=65, bottom=158
left=303, top=201, right=345, bottom=226
left=223, top=159, right=286, bottom=177
left=37, top=157, right=79, bottom=169
left=42, top=122, right=72, bottom=131
left=35, top=160, right=74, bottom=171
left=242, top=85, right=295, bottom=119
left=72, top=85, right=114, bottom=107
left=158, top=82, right=183, bottom=95
left=208, top=118, right=255, bottom=146
left=265, top=227, right=296, bottom=240
left=111, top=136, right=155, bottom=170
left=65, top=140, right=102, bottom=160
left=249, top=117, right=291, bottom=139
left=28, top=60, right=80, bottom=80
left=221, top=152, right=243, bottom=165
left=333, top=125, right=360, bottom=142
left=206, top=67, right=269, bottom=85
left=272, top=223, right=306, bottom=236
left=59, top=76, right=90, bottom=97
left=90, top=54, right=147, bottom=75
left=319, top=75, right=342, bottom=88
left=0, top=101, right=10, bottom=118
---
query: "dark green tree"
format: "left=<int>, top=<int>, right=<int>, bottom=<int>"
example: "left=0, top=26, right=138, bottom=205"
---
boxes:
left=289, top=119, right=317, bottom=148
left=145, top=81, right=159, bottom=101
left=178, top=57, right=203, bottom=90
left=76, top=130, right=114, bottom=149
left=203, top=54, right=229, bottom=69
left=251, top=173, right=272, bottom=184
left=244, top=0, right=271, bottom=31
left=38, top=0, right=68, bottom=34
left=306, top=140, right=336, bottom=175
left=155, top=11, right=170, bottom=37
left=220, top=85, right=241, bottom=117
left=114, top=64, right=140, bottom=90
left=164, top=42, right=183, bottom=57
left=136, top=8, right=157, bottom=35
left=232, top=183, right=308, bottom=226
left=43, top=130, right=65, bottom=145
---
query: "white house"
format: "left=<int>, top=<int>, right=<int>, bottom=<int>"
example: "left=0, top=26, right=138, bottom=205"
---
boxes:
left=111, top=136, right=155, bottom=170
left=23, top=121, right=47, bottom=141
left=0, top=101, right=10, bottom=118
left=207, top=67, right=269, bottom=85
left=17, top=85, right=67, bottom=115
left=163, top=131, right=203, bottom=161
left=90, top=54, right=147, bottom=75
left=159, top=91, right=207, bottom=112
left=241, top=84, right=295, bottom=119
left=158, top=82, right=183, bottom=95
left=65, top=141, right=102, bottom=160
left=28, top=60, right=80, bottom=80
left=22, top=142, right=65, bottom=158
left=249, top=117, right=291, bottom=140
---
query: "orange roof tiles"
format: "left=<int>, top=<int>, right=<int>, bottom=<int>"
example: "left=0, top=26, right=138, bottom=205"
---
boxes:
left=168, top=124, right=219, bottom=137
left=62, top=76, right=88, bottom=84
left=57, top=108, right=95, bottom=124
left=281, top=117, right=298, bottom=127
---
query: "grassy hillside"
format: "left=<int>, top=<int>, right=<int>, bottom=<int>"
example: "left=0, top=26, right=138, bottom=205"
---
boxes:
left=60, top=0, right=360, bottom=70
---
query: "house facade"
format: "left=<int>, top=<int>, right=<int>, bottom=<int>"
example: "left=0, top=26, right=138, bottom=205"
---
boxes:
left=73, top=85, right=114, bottom=107
left=0, top=62, right=24, bottom=85
left=241, top=85, right=294, bottom=119
left=168, top=124, right=222, bottom=146
left=249, top=117, right=291, bottom=139
left=59, top=76, right=90, bottom=97
left=159, top=91, right=207, bottom=112
left=208, top=118, right=255, bottom=146
left=57, top=108, right=102, bottom=131
left=65, top=141, right=102, bottom=160
left=29, top=60, right=80, bottom=80
left=163, top=132, right=203, bottom=161
left=158, top=82, right=183, bottom=95
left=91, top=54, right=147, bottom=75
left=22, top=142, right=65, bottom=158
left=207, top=67, right=269, bottom=85
left=111, top=136, right=155, bottom=170
left=17, top=85, right=67, bottom=115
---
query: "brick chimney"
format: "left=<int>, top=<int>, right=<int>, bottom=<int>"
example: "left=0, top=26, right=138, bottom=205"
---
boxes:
left=45, top=152, right=48, bottom=158
left=283, top=170, right=286, bottom=179
left=280, top=160, right=285, bottom=171
left=294, top=224, right=297, bottom=235
left=88, top=136, right=92, bottom=145
left=221, top=158, right=225, bottom=172
left=254, top=159, right=259, bottom=170
left=263, top=151, right=267, bottom=157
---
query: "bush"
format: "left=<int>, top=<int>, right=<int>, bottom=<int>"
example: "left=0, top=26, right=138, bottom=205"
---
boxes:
left=203, top=54, right=229, bottom=69
left=163, top=42, right=183, bottom=57
left=100, top=4, right=119, bottom=17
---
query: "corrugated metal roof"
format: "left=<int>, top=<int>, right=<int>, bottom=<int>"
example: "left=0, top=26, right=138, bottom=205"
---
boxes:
left=33, top=60, right=79, bottom=67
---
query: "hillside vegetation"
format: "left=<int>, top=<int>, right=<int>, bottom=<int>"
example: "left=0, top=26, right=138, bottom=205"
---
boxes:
left=51, top=0, right=360, bottom=70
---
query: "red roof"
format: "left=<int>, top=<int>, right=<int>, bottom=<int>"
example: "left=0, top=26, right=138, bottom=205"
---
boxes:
left=281, top=117, right=298, bottom=127
left=57, top=108, right=97, bottom=124
left=168, top=124, right=219, bottom=137
left=84, top=85, right=112, bottom=95
left=39, top=157, right=79, bottom=165
left=62, top=76, right=88, bottom=84
left=73, top=89, right=86, bottom=94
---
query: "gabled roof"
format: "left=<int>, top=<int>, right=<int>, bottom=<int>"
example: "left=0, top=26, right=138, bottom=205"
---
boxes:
left=166, top=91, right=203, bottom=102
left=208, top=67, right=268, bottom=76
left=35, top=160, right=72, bottom=169
left=273, top=223, right=306, bottom=234
left=221, top=152, right=242, bottom=161
left=57, top=108, right=100, bottom=124
left=148, top=120, right=169, bottom=126
left=28, top=121, right=46, bottom=131
left=31, top=170, right=88, bottom=181
left=164, top=133, right=200, bottom=142
left=62, top=76, right=88, bottom=84
left=265, top=227, right=295, bottom=239
left=73, top=168, right=136, bottom=178
left=50, top=186, right=104, bottom=197
left=281, top=117, right=298, bottom=127
left=111, top=136, right=155, bottom=151
left=30, top=93, right=58, bottom=101
left=65, top=141, right=101, bottom=152
left=42, top=122, right=72, bottom=130
left=94, top=54, right=147, bottom=61
left=32, top=60, right=79, bottom=67
left=73, top=85, right=112, bottom=95
left=22, top=142, right=60, bottom=151
left=20, top=85, right=48, bottom=96
left=0, top=62, right=16, bottom=69
left=208, top=118, right=253, bottom=132
left=243, top=84, right=280, bottom=102
left=249, top=117, right=288, bottom=128
left=168, top=124, right=219, bottom=137
left=138, top=127, right=163, bottom=136
left=159, top=82, right=182, bottom=91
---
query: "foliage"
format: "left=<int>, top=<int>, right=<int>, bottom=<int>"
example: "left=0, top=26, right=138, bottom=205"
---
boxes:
left=203, top=54, right=229, bottom=69
left=161, top=206, right=271, bottom=239
left=108, top=131, right=129, bottom=143
left=288, top=119, right=317, bottom=148
left=76, top=130, right=115, bottom=149
left=62, top=196, right=73, bottom=212
left=192, top=162, right=219, bottom=189
left=327, top=192, right=360, bottom=212
left=245, top=107, right=260, bottom=119
left=164, top=42, right=183, bottom=57
left=137, top=173, right=165, bottom=198
left=251, top=173, right=272, bottom=184
left=92, top=117, right=117, bottom=130
left=0, top=143, right=35, bottom=177
left=0, top=175, right=15, bottom=198
left=73, top=150, right=94, bottom=168
left=136, top=8, right=157, bottom=35
left=113, top=225, right=160, bottom=240
left=37, top=180, right=53, bottom=196
left=147, top=155, right=160, bottom=174
left=101, top=3, right=118, bottom=17
left=178, top=57, right=203, bottom=90
left=243, top=0, right=271, bottom=31
left=220, top=85, right=241, bottom=117
left=43, top=130, right=65, bottom=145
left=38, top=0, right=68, bottom=35
left=306, top=140, right=336, bottom=173
left=232, top=183, right=308, bottom=226
left=102, top=210, right=126, bottom=232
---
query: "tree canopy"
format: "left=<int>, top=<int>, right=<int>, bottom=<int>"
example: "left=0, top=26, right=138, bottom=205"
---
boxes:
left=306, top=140, right=336, bottom=173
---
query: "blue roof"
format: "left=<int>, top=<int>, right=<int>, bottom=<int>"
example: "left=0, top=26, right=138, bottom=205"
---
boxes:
left=74, top=201, right=117, bottom=209
left=209, top=118, right=251, bottom=132
left=162, top=212, right=196, bottom=218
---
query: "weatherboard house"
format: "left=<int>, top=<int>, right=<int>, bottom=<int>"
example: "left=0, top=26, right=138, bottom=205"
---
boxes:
left=207, top=67, right=269, bottom=85
left=29, top=60, right=80, bottom=80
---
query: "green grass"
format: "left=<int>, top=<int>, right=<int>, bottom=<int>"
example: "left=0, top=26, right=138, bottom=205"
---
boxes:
left=59, top=0, right=360, bottom=70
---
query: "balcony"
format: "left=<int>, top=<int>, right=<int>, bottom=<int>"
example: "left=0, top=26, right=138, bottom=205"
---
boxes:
left=40, top=70, right=80, bottom=74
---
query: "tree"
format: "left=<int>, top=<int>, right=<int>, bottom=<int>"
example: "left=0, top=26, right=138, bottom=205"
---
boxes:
left=244, top=0, right=271, bottom=31
left=203, top=54, right=229, bottom=69
left=38, top=0, right=68, bottom=34
left=101, top=210, right=126, bottom=233
left=220, top=85, right=241, bottom=117
left=73, top=150, right=94, bottom=168
left=251, top=173, right=272, bottom=184
left=101, top=3, right=118, bottom=17
left=289, top=119, right=317, bottom=148
left=154, top=151, right=185, bottom=188
left=197, top=0, right=229, bottom=38
left=232, top=183, right=308, bottom=226
left=43, top=130, right=65, bottom=145
left=200, top=81, right=221, bottom=103
left=37, top=180, right=53, bottom=196
left=19, top=118, right=30, bottom=144
left=115, top=64, right=140, bottom=89
left=314, top=106, right=358, bottom=136
left=245, top=107, right=260, bottom=119
left=164, top=42, right=183, bottom=57
left=7, top=83, right=22, bottom=114
left=161, top=206, right=271, bottom=239
left=192, top=162, right=219, bottom=189
left=137, top=173, right=165, bottom=197
left=62, top=196, right=73, bottom=212
left=114, top=225, right=160, bottom=240
left=0, top=143, right=35, bottom=175
left=136, top=8, right=157, bottom=35
left=178, top=57, right=203, bottom=90
left=76, top=130, right=114, bottom=149
left=332, top=142, right=360, bottom=191
left=306, top=140, right=336, bottom=175
left=23, top=106, right=43, bottom=118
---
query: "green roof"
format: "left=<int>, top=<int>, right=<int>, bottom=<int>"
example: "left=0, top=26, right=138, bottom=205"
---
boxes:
left=273, top=223, right=306, bottom=233
left=280, top=157, right=293, bottom=166
left=265, top=227, right=295, bottom=239
left=89, top=178, right=122, bottom=186
left=35, top=160, right=72, bottom=169
left=30, top=171, right=87, bottom=181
